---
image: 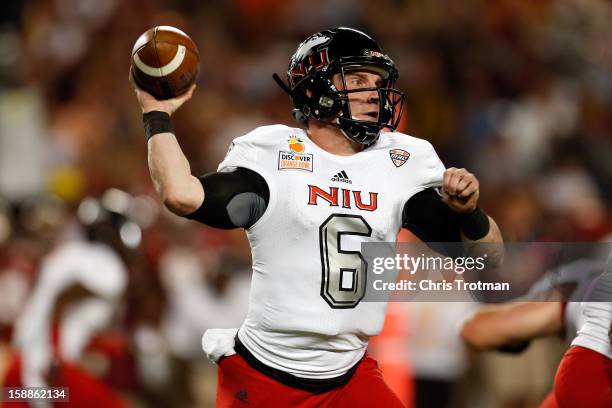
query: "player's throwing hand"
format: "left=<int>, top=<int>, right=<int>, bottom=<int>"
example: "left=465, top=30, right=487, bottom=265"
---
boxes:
left=442, top=167, right=480, bottom=214
left=130, top=70, right=196, bottom=115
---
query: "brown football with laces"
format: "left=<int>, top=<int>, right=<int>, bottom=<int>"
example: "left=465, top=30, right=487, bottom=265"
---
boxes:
left=131, top=26, right=199, bottom=99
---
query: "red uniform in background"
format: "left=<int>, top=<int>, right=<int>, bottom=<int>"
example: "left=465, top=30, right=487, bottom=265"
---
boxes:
left=2, top=240, right=128, bottom=408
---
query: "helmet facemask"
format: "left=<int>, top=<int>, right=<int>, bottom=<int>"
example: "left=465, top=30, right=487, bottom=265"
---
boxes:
left=289, top=60, right=404, bottom=146
left=331, top=59, right=404, bottom=146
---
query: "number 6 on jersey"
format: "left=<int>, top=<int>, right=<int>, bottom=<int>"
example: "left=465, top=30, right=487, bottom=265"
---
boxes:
left=319, top=214, right=373, bottom=308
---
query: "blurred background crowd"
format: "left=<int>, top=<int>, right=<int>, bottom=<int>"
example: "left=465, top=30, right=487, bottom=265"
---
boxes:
left=0, top=0, right=610, bottom=407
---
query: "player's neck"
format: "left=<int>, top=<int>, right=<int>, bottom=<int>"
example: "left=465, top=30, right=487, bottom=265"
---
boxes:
left=307, top=120, right=363, bottom=156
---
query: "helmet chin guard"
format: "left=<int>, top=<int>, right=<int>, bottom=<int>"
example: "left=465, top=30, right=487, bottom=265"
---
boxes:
left=274, top=27, right=404, bottom=146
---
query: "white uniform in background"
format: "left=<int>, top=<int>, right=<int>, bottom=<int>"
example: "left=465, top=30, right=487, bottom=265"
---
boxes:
left=528, top=258, right=608, bottom=346
left=203, top=124, right=445, bottom=379
left=570, top=253, right=612, bottom=359
left=160, top=247, right=251, bottom=359
left=405, top=302, right=474, bottom=381
left=14, top=241, right=127, bottom=387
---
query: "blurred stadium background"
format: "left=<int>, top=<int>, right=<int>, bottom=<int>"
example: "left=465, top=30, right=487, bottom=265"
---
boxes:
left=0, top=0, right=610, bottom=407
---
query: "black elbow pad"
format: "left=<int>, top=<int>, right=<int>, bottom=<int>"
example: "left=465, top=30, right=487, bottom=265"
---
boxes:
left=186, top=168, right=269, bottom=229
left=402, top=188, right=463, bottom=256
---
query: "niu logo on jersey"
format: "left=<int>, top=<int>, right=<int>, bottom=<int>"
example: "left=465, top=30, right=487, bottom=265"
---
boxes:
left=308, top=185, right=378, bottom=211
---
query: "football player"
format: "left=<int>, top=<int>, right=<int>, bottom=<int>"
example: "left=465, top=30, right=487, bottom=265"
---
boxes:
left=460, top=257, right=611, bottom=407
left=3, top=191, right=131, bottom=408
left=133, top=27, right=503, bottom=407
left=460, top=258, right=605, bottom=352
left=553, top=258, right=611, bottom=408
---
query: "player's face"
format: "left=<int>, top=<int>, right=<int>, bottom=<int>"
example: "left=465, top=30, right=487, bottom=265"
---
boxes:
left=333, top=71, right=382, bottom=122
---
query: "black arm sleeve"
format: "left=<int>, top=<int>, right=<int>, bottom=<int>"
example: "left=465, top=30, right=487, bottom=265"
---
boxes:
left=402, top=188, right=463, bottom=256
left=185, top=167, right=269, bottom=229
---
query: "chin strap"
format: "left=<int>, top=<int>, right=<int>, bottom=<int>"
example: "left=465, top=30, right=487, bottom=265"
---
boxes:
left=272, top=73, right=309, bottom=107
left=337, top=116, right=381, bottom=146
left=272, top=73, right=312, bottom=125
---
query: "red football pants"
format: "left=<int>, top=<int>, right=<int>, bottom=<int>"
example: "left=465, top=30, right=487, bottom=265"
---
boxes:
left=551, top=346, right=612, bottom=408
left=216, top=354, right=405, bottom=407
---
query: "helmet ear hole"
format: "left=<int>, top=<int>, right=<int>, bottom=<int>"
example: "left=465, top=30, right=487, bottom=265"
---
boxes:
left=319, top=96, right=334, bottom=109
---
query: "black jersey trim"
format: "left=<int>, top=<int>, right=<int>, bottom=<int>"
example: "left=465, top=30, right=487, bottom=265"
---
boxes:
left=233, top=335, right=362, bottom=394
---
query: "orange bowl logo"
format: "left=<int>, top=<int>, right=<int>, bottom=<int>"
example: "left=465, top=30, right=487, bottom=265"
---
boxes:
left=288, top=136, right=305, bottom=153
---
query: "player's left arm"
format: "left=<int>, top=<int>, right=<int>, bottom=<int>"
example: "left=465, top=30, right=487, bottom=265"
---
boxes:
left=402, top=167, right=503, bottom=262
left=441, top=167, right=503, bottom=261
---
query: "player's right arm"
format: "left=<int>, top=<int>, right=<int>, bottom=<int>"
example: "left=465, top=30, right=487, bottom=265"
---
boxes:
left=459, top=302, right=563, bottom=350
left=133, top=85, right=269, bottom=228
left=134, top=84, right=204, bottom=215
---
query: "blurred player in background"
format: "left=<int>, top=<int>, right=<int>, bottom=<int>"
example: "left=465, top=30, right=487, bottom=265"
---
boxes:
left=133, top=27, right=503, bottom=407
left=2, top=190, right=135, bottom=408
left=460, top=258, right=604, bottom=352
left=552, top=254, right=611, bottom=408
left=460, top=255, right=612, bottom=407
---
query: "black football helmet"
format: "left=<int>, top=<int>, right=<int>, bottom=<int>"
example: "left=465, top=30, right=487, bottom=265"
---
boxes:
left=77, top=189, right=144, bottom=250
left=273, top=27, right=404, bottom=146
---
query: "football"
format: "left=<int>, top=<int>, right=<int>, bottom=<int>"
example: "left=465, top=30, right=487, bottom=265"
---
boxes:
left=131, top=26, right=199, bottom=100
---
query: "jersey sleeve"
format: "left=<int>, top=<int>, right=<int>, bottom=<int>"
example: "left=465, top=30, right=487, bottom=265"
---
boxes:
left=78, top=245, right=128, bottom=298
left=398, top=139, right=461, bottom=252
left=416, top=140, right=445, bottom=190
left=37, top=243, right=126, bottom=298
left=187, top=126, right=285, bottom=229
left=218, top=134, right=265, bottom=175
left=392, top=137, right=447, bottom=212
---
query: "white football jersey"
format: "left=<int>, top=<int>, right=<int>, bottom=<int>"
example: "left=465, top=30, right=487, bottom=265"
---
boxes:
left=570, top=302, right=612, bottom=359
left=215, top=124, right=444, bottom=378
